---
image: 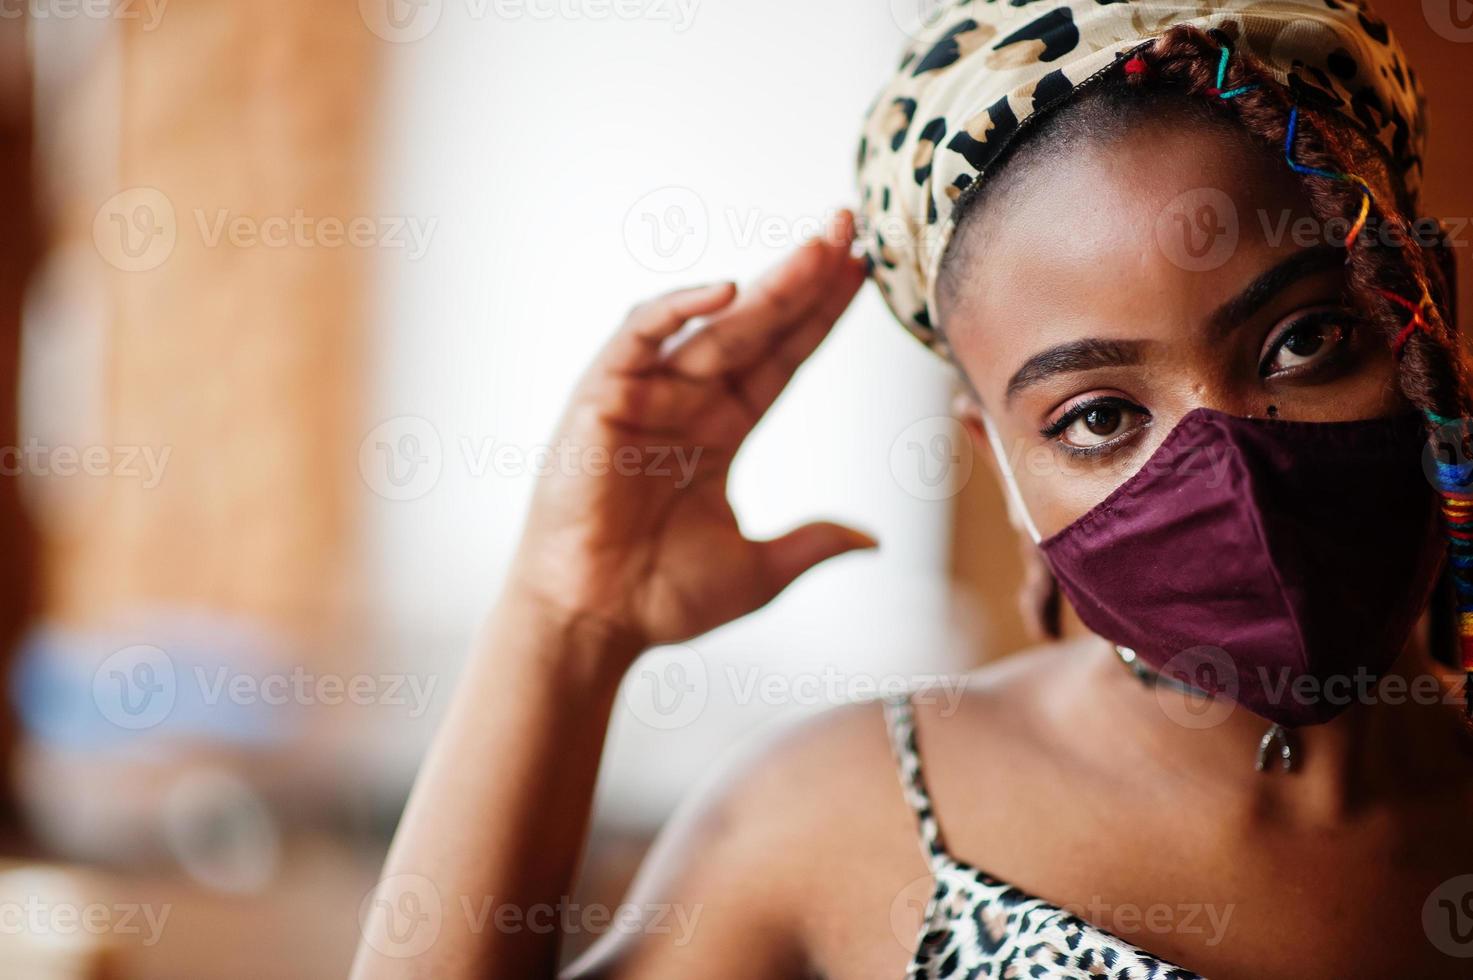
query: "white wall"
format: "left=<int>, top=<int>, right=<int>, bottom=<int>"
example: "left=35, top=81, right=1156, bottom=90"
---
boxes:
left=362, top=0, right=972, bottom=824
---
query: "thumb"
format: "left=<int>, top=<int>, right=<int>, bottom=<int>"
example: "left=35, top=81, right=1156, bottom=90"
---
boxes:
left=756, top=521, right=878, bottom=597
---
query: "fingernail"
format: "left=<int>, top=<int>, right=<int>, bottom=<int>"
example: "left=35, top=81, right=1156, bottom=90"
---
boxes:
left=822, top=208, right=849, bottom=244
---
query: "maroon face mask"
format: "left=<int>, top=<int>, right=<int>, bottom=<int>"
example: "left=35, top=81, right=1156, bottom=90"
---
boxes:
left=1039, top=408, right=1444, bottom=727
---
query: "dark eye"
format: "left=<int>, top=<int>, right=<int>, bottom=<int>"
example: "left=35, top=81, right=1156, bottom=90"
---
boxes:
left=1080, top=404, right=1123, bottom=436
left=1047, top=398, right=1148, bottom=451
left=1262, top=312, right=1350, bottom=376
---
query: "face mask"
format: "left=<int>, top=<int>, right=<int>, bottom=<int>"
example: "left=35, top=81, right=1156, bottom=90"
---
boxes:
left=1029, top=408, right=1443, bottom=727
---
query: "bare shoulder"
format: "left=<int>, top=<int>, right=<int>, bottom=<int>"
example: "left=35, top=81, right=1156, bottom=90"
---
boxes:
left=903, top=635, right=1128, bottom=880
left=569, top=643, right=1106, bottom=979
left=566, top=698, right=927, bottom=978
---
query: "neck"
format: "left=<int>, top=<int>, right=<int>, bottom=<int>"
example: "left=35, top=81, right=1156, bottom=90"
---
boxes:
left=1088, top=631, right=1473, bottom=824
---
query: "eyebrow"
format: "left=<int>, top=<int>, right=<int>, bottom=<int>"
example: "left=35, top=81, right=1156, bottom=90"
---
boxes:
left=1204, top=244, right=1343, bottom=338
left=1005, top=338, right=1144, bottom=404
left=1002, top=245, right=1344, bottom=404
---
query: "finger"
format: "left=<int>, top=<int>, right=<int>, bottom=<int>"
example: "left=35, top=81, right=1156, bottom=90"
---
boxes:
left=666, top=235, right=841, bottom=378
left=593, top=370, right=705, bottom=434
left=740, top=252, right=868, bottom=415
left=636, top=254, right=863, bottom=451
left=600, top=281, right=739, bottom=375
left=666, top=211, right=855, bottom=377
left=754, top=521, right=878, bottom=600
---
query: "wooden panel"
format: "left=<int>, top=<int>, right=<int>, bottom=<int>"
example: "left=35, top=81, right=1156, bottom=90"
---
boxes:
left=45, top=2, right=377, bottom=651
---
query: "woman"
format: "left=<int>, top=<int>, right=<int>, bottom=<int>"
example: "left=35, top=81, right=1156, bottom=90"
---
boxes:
left=353, top=2, right=1473, bottom=977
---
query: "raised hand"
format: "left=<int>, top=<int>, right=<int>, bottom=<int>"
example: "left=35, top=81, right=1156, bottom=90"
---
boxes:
left=507, top=209, right=875, bottom=652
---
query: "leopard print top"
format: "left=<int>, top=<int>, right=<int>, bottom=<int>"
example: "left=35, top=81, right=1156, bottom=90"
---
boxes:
left=883, top=695, right=1206, bottom=979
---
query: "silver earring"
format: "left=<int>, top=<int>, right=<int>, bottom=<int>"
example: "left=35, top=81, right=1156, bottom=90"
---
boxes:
left=1254, top=723, right=1295, bottom=773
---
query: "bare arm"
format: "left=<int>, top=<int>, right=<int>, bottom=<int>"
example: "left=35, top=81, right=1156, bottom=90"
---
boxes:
left=351, top=211, right=872, bottom=979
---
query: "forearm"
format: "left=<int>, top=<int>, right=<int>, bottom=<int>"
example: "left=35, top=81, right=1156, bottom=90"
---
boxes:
left=351, top=584, right=641, bottom=980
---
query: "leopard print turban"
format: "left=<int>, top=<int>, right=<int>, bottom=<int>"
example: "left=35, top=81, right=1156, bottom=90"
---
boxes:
left=855, top=0, right=1426, bottom=352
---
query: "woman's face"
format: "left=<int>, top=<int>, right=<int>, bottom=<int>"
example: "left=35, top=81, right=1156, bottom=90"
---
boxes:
left=940, top=116, right=1404, bottom=540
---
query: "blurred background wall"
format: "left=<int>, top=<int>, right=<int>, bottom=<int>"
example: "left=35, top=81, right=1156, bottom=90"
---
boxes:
left=0, top=2, right=1468, bottom=977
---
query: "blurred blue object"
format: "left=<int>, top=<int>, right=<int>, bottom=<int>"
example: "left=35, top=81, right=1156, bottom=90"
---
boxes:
left=12, top=609, right=297, bottom=753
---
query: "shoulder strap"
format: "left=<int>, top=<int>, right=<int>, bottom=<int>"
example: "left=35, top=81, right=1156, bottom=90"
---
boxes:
left=881, top=693, right=952, bottom=872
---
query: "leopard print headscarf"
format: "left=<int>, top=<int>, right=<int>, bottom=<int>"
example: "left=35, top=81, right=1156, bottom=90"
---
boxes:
left=855, top=0, right=1425, bottom=352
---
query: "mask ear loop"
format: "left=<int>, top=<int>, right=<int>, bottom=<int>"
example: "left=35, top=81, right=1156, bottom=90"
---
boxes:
left=979, top=410, right=1042, bottom=546
left=979, top=410, right=1065, bottom=638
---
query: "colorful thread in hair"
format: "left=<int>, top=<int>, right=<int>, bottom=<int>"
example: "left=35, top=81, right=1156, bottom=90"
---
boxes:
left=1205, top=46, right=1368, bottom=249
left=1206, top=45, right=1258, bottom=99
left=1376, top=286, right=1435, bottom=353
left=1424, top=407, right=1473, bottom=712
left=1284, top=106, right=1374, bottom=250
left=1123, top=53, right=1149, bottom=77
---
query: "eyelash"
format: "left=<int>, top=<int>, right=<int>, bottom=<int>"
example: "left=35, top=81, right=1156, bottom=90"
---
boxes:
left=1257, top=308, right=1357, bottom=378
left=1039, top=396, right=1151, bottom=458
